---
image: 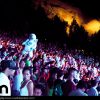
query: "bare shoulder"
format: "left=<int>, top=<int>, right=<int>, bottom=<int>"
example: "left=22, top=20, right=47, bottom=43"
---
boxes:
left=27, top=80, right=34, bottom=87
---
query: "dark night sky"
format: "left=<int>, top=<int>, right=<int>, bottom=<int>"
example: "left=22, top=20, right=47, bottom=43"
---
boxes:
left=0, top=0, right=99, bottom=31
left=61, top=0, right=100, bottom=19
left=0, top=0, right=99, bottom=18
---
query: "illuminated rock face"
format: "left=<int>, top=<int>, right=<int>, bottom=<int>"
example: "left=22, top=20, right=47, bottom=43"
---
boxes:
left=33, top=0, right=100, bottom=36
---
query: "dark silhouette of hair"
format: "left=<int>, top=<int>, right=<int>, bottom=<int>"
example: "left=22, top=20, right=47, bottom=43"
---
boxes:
left=0, top=60, right=8, bottom=72
left=91, top=79, right=98, bottom=87
left=68, top=67, right=78, bottom=76
left=77, top=80, right=87, bottom=89
left=34, top=83, right=45, bottom=96
left=22, top=67, right=31, bottom=74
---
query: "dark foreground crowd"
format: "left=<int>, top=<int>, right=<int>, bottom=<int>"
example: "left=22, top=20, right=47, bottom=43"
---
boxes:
left=0, top=34, right=100, bottom=96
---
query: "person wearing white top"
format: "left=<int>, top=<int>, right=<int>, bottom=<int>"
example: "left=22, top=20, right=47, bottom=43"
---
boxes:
left=20, top=80, right=32, bottom=96
left=20, top=67, right=34, bottom=96
left=12, top=60, right=25, bottom=93
left=22, top=33, right=38, bottom=58
left=0, top=60, right=18, bottom=96
left=0, top=72, right=11, bottom=96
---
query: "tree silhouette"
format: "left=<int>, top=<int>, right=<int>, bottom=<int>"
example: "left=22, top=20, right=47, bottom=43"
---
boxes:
left=49, top=15, right=68, bottom=43
left=90, top=30, right=100, bottom=56
left=69, top=19, right=80, bottom=48
left=69, top=19, right=89, bottom=49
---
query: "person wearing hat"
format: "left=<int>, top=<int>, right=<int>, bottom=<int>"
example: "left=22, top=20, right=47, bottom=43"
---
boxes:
left=0, top=60, right=18, bottom=96
left=21, top=33, right=38, bottom=58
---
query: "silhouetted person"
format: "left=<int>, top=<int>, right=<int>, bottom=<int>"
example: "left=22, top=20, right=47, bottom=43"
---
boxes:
left=0, top=60, right=18, bottom=96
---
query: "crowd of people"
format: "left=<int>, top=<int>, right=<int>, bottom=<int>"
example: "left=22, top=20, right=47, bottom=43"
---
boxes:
left=0, top=32, right=100, bottom=96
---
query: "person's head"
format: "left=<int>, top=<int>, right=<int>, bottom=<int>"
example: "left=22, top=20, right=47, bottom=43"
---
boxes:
left=96, top=76, right=100, bottom=83
left=91, top=79, right=98, bottom=88
left=0, top=60, right=18, bottom=76
left=29, top=33, right=37, bottom=40
left=77, top=80, right=87, bottom=91
left=44, top=68, right=49, bottom=74
left=57, top=70, right=64, bottom=80
left=22, top=67, right=31, bottom=81
left=20, top=60, right=25, bottom=69
left=86, top=71, right=93, bottom=78
left=34, top=83, right=44, bottom=96
left=68, top=68, right=78, bottom=79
